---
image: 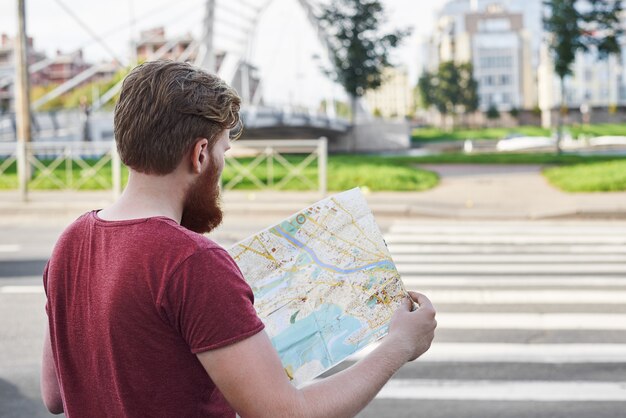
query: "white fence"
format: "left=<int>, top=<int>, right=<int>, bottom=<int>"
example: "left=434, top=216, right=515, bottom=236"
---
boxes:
left=0, top=141, right=122, bottom=200
left=0, top=138, right=328, bottom=200
left=223, top=138, right=328, bottom=195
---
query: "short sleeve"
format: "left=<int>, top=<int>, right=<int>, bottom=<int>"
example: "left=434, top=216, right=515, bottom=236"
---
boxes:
left=161, top=248, right=265, bottom=353
left=42, top=261, right=50, bottom=316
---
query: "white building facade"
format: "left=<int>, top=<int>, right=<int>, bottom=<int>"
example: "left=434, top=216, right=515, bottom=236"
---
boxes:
left=425, top=0, right=541, bottom=112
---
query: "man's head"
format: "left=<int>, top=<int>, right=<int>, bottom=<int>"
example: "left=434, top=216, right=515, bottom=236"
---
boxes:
left=114, top=60, right=241, bottom=233
left=115, top=60, right=241, bottom=174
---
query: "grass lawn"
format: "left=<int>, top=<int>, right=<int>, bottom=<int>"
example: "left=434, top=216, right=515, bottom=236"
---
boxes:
left=2, top=152, right=624, bottom=193
left=396, top=152, right=626, bottom=192
left=392, top=152, right=624, bottom=165
left=0, top=159, right=129, bottom=190
left=411, top=123, right=626, bottom=143
left=569, top=123, right=626, bottom=138
left=543, top=159, right=626, bottom=192
left=411, top=126, right=551, bottom=142
left=0, top=155, right=440, bottom=192
left=222, top=154, right=439, bottom=191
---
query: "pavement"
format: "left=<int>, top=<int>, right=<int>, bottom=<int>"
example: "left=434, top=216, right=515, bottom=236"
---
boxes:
left=1, top=164, right=625, bottom=222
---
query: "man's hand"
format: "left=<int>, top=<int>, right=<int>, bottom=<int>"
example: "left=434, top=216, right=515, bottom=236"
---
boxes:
left=196, top=291, right=437, bottom=418
left=385, top=291, right=437, bottom=362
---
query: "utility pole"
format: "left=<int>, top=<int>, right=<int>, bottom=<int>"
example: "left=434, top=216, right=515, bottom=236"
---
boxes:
left=15, top=0, right=31, bottom=201
left=195, top=0, right=216, bottom=73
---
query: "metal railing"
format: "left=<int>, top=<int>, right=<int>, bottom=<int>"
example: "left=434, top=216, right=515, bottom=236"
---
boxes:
left=0, top=141, right=122, bottom=200
left=0, top=137, right=328, bottom=200
left=223, top=138, right=327, bottom=195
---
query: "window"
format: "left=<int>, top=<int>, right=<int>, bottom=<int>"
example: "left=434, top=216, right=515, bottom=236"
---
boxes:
left=479, top=55, right=513, bottom=69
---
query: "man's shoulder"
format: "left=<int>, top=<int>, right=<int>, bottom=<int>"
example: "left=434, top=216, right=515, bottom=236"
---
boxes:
left=151, top=218, right=226, bottom=256
left=55, top=211, right=226, bottom=259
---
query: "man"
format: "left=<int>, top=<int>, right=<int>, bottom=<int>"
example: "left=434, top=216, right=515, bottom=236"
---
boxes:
left=41, top=60, right=436, bottom=417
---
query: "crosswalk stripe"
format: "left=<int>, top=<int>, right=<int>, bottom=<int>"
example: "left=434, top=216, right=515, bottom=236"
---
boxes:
left=395, top=263, right=626, bottom=274
left=375, top=379, right=626, bottom=401
left=385, top=234, right=626, bottom=244
left=401, top=276, right=626, bottom=287
left=406, top=289, right=626, bottom=304
left=375, top=221, right=626, bottom=405
left=386, top=244, right=626, bottom=254
left=388, top=225, right=626, bottom=235
left=348, top=343, right=626, bottom=363
left=385, top=221, right=626, bottom=228
left=0, top=285, right=44, bottom=294
left=0, top=244, right=20, bottom=253
left=391, top=253, right=626, bottom=263
left=438, top=313, right=626, bottom=330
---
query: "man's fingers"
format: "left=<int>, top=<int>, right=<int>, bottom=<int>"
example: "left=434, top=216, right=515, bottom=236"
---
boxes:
left=408, top=291, right=434, bottom=311
left=400, top=296, right=414, bottom=311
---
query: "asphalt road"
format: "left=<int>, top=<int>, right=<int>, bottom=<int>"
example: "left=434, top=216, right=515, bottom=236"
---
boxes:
left=1, top=216, right=626, bottom=418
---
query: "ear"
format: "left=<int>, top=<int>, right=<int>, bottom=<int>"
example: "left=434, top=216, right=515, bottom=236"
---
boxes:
left=190, top=137, right=209, bottom=174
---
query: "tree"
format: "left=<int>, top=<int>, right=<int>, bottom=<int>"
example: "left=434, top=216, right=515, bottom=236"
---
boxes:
left=418, top=61, right=479, bottom=130
left=318, top=0, right=410, bottom=124
left=486, top=104, right=501, bottom=124
left=543, top=0, right=623, bottom=153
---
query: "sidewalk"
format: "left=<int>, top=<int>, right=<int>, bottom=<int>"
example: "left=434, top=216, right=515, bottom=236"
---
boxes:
left=1, top=164, right=625, bottom=222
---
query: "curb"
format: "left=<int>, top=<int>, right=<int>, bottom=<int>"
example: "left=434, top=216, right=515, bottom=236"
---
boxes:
left=1, top=202, right=623, bottom=222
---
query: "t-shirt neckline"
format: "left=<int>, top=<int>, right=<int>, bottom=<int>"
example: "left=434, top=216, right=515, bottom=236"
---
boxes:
left=91, top=210, right=177, bottom=226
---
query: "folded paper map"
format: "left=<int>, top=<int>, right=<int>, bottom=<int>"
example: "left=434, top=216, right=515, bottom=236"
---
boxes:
left=228, top=188, right=409, bottom=386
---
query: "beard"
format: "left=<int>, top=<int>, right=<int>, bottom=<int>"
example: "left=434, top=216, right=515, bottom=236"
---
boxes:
left=180, top=162, right=223, bottom=234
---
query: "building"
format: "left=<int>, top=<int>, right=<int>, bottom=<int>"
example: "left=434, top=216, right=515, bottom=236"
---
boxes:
left=538, top=9, right=626, bottom=127
left=426, top=0, right=626, bottom=126
left=135, top=27, right=196, bottom=62
left=425, top=1, right=539, bottom=112
left=43, top=50, right=90, bottom=86
left=0, top=33, right=118, bottom=112
left=135, top=27, right=261, bottom=104
left=0, top=33, right=46, bottom=111
left=365, top=66, right=413, bottom=119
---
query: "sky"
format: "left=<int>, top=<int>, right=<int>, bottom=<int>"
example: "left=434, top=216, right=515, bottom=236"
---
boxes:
left=0, top=0, right=447, bottom=107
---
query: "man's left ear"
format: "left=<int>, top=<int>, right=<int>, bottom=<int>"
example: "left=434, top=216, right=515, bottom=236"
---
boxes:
left=191, top=138, right=209, bottom=174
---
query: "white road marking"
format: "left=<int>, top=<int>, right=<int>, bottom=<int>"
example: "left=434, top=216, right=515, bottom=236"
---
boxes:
left=407, top=289, right=626, bottom=304
left=386, top=244, right=626, bottom=254
left=438, top=313, right=626, bottom=330
left=348, top=343, right=626, bottom=363
left=376, top=379, right=626, bottom=401
left=391, top=253, right=626, bottom=263
left=401, top=276, right=626, bottom=287
left=385, top=234, right=626, bottom=244
left=396, top=263, right=626, bottom=274
left=388, top=225, right=626, bottom=235
left=0, top=285, right=44, bottom=294
left=0, top=244, right=21, bottom=253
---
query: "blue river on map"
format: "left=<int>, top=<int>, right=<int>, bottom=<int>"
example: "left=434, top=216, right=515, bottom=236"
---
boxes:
left=273, top=225, right=395, bottom=274
left=271, top=304, right=377, bottom=372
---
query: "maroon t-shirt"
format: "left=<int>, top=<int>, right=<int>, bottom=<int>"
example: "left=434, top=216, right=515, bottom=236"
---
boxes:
left=43, top=211, right=264, bottom=417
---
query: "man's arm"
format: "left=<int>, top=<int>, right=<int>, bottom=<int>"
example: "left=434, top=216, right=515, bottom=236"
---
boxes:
left=197, top=291, right=436, bottom=418
left=41, top=324, right=64, bottom=414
